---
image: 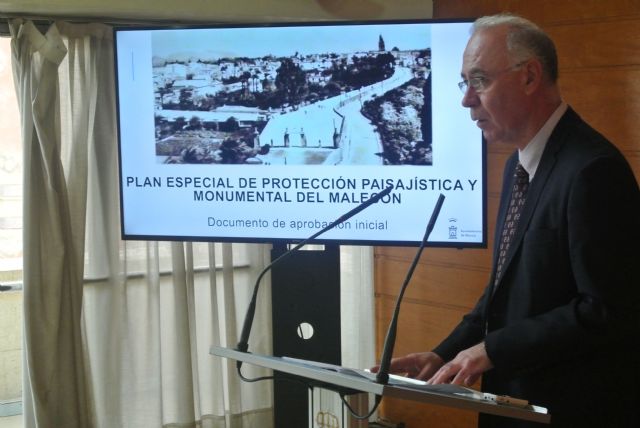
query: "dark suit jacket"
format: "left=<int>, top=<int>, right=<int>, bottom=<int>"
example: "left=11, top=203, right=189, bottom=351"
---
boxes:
left=433, top=108, right=640, bottom=427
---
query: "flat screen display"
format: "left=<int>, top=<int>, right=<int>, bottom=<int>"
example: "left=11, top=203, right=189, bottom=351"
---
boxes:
left=114, top=19, right=486, bottom=247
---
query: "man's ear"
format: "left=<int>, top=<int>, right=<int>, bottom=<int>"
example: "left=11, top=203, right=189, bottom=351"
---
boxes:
left=523, top=59, right=543, bottom=94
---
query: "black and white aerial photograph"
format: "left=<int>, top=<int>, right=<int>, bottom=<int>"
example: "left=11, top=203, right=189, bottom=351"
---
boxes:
left=152, top=23, right=432, bottom=165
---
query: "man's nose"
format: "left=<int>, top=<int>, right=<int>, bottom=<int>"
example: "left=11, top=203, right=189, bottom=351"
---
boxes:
left=461, top=86, right=479, bottom=108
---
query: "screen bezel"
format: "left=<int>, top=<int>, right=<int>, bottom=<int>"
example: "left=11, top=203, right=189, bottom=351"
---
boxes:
left=113, top=18, right=487, bottom=248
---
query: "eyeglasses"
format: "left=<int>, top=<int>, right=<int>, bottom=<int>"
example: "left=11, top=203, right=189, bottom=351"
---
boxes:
left=458, top=62, right=526, bottom=94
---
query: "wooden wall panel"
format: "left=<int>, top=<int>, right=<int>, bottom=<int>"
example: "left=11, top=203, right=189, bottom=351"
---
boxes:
left=376, top=297, right=471, bottom=358
left=433, top=0, right=640, bottom=22
left=550, top=19, right=640, bottom=182
left=380, top=396, right=476, bottom=428
left=375, top=298, right=479, bottom=427
left=550, top=20, right=640, bottom=69
left=560, top=68, right=640, bottom=150
left=375, top=253, right=488, bottom=310
left=374, top=1, right=640, bottom=426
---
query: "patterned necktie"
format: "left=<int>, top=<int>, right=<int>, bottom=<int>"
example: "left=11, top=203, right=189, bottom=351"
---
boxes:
left=494, top=162, right=529, bottom=288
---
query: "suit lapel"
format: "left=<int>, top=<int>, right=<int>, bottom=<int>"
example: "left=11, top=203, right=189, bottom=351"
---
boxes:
left=491, top=108, right=577, bottom=296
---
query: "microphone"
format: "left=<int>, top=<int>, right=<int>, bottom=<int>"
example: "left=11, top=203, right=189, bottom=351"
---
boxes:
left=235, top=184, right=394, bottom=359
left=375, top=193, right=445, bottom=385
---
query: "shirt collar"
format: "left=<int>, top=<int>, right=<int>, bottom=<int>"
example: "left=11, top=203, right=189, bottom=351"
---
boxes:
left=518, top=102, right=568, bottom=180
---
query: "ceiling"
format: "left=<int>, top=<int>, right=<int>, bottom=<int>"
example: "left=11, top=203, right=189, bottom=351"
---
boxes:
left=0, top=0, right=433, bottom=23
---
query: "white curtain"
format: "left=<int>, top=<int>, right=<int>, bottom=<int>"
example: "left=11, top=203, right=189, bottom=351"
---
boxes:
left=11, top=19, right=375, bottom=428
left=11, top=19, right=94, bottom=428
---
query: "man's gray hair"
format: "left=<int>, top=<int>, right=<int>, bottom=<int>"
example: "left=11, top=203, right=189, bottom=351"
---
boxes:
left=473, top=13, right=559, bottom=83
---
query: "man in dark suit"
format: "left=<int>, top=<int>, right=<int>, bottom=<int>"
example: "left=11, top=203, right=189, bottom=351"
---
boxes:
left=376, top=14, right=640, bottom=427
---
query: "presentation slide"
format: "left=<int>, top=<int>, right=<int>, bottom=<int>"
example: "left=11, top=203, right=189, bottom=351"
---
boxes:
left=115, top=20, right=485, bottom=246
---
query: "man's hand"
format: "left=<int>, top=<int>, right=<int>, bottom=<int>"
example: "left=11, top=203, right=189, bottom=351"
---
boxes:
left=370, top=351, right=445, bottom=380
left=427, top=342, right=493, bottom=386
